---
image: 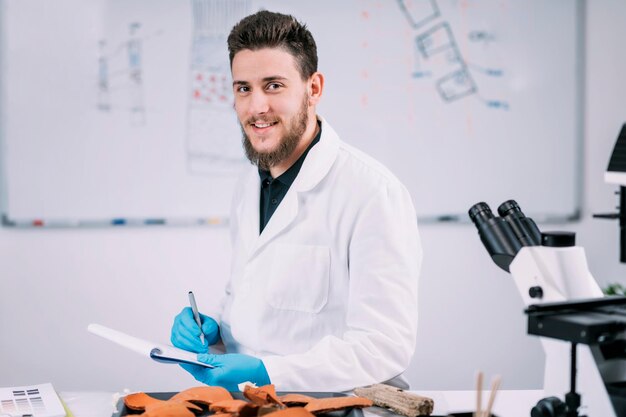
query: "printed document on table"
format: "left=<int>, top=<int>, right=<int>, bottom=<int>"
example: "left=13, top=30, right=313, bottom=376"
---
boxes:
left=0, top=383, right=65, bottom=417
left=87, top=323, right=213, bottom=368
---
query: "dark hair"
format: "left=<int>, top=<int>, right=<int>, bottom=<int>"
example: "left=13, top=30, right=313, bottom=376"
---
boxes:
left=227, top=10, right=318, bottom=80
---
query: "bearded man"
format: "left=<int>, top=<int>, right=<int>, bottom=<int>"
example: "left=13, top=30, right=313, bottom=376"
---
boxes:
left=171, top=10, right=422, bottom=393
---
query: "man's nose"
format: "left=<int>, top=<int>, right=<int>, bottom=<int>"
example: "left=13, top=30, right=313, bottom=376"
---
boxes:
left=248, top=91, right=269, bottom=115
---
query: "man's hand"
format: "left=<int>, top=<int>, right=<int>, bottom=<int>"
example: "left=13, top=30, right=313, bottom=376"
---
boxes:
left=171, top=307, right=220, bottom=352
left=180, top=353, right=270, bottom=392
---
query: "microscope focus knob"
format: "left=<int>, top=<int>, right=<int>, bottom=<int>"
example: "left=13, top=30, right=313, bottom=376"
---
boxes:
left=531, top=396, right=567, bottom=417
left=541, top=231, right=576, bottom=247
left=529, top=286, right=544, bottom=299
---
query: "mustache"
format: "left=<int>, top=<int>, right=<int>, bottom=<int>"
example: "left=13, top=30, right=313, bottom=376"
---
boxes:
left=245, top=115, right=280, bottom=125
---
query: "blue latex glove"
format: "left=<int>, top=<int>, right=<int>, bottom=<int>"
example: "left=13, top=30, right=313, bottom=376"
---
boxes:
left=180, top=353, right=270, bottom=392
left=170, top=307, right=220, bottom=352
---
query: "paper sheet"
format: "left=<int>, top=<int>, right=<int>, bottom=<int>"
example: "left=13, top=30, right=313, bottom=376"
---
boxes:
left=0, top=383, right=65, bottom=417
left=87, top=323, right=212, bottom=368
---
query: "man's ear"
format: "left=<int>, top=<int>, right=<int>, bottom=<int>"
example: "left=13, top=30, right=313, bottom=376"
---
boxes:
left=308, top=72, right=324, bottom=105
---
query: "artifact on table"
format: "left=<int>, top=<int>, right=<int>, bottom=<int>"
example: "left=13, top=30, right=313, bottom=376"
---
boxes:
left=354, top=384, right=434, bottom=417
left=122, top=384, right=373, bottom=417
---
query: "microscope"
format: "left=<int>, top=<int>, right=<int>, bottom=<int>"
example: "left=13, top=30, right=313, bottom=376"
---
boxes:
left=595, top=123, right=626, bottom=263
left=468, top=124, right=626, bottom=417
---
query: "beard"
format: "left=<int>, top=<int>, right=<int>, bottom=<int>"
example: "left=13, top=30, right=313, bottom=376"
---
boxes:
left=241, top=94, right=309, bottom=171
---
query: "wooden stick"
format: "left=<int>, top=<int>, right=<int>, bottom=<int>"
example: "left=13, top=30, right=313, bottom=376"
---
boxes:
left=484, top=375, right=501, bottom=417
left=474, top=371, right=483, bottom=417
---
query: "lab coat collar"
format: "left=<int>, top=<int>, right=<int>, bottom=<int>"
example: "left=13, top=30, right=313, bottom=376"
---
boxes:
left=291, top=116, right=340, bottom=193
left=238, top=115, right=340, bottom=259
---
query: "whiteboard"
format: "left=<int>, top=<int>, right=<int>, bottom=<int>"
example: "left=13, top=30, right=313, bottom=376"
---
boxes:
left=0, top=0, right=582, bottom=225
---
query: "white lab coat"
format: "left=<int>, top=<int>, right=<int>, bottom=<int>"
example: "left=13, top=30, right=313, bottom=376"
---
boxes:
left=219, top=117, right=422, bottom=392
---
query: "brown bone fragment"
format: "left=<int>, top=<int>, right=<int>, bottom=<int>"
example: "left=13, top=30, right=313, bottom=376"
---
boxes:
left=210, top=399, right=258, bottom=414
left=277, top=394, right=315, bottom=407
left=141, top=402, right=196, bottom=417
left=304, top=397, right=373, bottom=414
left=243, top=384, right=285, bottom=407
left=257, top=404, right=284, bottom=416
left=170, top=386, right=233, bottom=406
left=125, top=393, right=170, bottom=411
left=124, top=392, right=202, bottom=413
left=263, top=407, right=315, bottom=417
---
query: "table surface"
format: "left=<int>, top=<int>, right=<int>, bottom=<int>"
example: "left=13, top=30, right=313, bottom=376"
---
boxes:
left=60, top=389, right=544, bottom=417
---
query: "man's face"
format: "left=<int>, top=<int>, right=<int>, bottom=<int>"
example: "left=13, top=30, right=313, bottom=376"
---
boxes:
left=232, top=48, right=311, bottom=170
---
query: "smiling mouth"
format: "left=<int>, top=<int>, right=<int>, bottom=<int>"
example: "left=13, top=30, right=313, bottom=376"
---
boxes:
left=250, top=121, right=278, bottom=129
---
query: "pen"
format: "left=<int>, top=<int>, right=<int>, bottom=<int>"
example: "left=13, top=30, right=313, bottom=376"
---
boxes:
left=188, top=291, right=205, bottom=345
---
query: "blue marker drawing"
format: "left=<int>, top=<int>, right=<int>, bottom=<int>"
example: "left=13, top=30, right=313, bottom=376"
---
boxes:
left=467, top=63, right=504, bottom=77
left=476, top=96, right=510, bottom=110
left=468, top=30, right=496, bottom=44
left=412, top=70, right=433, bottom=79
left=486, top=100, right=510, bottom=110
left=398, top=1, right=508, bottom=110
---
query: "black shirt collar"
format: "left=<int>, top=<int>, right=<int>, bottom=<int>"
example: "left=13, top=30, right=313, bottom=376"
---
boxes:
left=258, top=121, right=322, bottom=184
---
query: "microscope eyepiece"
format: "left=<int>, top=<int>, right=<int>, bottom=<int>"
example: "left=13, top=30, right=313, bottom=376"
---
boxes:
left=468, top=202, right=493, bottom=224
left=497, top=199, right=522, bottom=217
left=497, top=199, right=542, bottom=246
left=468, top=202, right=523, bottom=272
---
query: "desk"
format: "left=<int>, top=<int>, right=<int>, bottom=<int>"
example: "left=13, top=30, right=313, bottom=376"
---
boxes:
left=60, top=390, right=543, bottom=417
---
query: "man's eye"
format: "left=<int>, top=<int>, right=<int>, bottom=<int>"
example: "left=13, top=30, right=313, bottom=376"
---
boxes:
left=236, top=86, right=250, bottom=93
left=267, top=83, right=282, bottom=90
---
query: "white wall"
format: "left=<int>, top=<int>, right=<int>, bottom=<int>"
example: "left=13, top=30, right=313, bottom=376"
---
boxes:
left=1, top=0, right=626, bottom=392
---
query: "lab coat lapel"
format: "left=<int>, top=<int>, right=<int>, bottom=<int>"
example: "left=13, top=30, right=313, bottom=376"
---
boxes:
left=251, top=190, right=299, bottom=256
left=237, top=165, right=299, bottom=261
left=237, top=170, right=261, bottom=258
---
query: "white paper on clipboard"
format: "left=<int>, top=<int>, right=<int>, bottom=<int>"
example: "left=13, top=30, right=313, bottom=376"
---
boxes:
left=87, top=323, right=213, bottom=368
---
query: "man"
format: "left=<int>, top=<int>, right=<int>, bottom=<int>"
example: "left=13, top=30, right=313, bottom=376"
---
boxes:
left=171, top=10, right=422, bottom=392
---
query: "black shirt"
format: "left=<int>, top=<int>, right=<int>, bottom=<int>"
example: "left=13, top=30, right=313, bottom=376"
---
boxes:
left=258, top=122, right=322, bottom=233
